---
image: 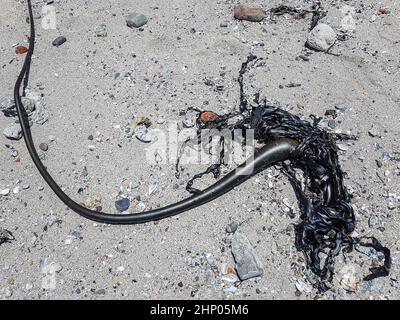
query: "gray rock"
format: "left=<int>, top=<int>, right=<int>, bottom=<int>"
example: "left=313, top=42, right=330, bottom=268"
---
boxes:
left=32, top=103, right=49, bottom=125
left=52, top=36, right=67, bottom=47
left=115, top=198, right=130, bottom=212
left=3, top=122, right=22, bottom=140
left=126, top=13, right=148, bottom=28
left=307, top=24, right=336, bottom=51
left=135, top=124, right=156, bottom=143
left=95, top=24, right=108, bottom=37
left=1, top=95, right=36, bottom=116
left=0, top=287, right=13, bottom=298
left=328, top=119, right=337, bottom=129
left=39, top=142, right=48, bottom=151
left=231, top=232, right=263, bottom=280
left=226, top=222, right=238, bottom=233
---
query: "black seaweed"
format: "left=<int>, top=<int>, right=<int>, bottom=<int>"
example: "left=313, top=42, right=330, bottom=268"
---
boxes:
left=180, top=55, right=391, bottom=291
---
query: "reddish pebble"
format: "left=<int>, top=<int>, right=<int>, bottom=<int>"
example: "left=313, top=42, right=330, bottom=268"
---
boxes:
left=199, top=111, right=219, bottom=123
left=15, top=46, right=28, bottom=54
left=378, top=7, right=388, bottom=14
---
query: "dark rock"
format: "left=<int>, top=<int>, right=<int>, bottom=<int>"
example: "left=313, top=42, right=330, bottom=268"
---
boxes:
left=115, top=198, right=130, bottom=212
left=52, top=36, right=67, bottom=47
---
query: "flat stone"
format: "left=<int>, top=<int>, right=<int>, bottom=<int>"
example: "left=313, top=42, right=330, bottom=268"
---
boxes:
left=126, top=13, right=148, bottom=28
left=226, top=222, right=238, bottom=233
left=1, top=95, right=36, bottom=116
left=39, top=142, right=48, bottom=151
left=95, top=24, right=108, bottom=37
left=52, top=36, right=67, bottom=47
left=135, top=124, right=157, bottom=143
left=0, top=189, right=10, bottom=196
left=3, top=122, right=22, bottom=140
left=231, top=232, right=263, bottom=280
left=115, top=198, right=130, bottom=212
left=234, top=4, right=266, bottom=22
left=307, top=23, right=336, bottom=51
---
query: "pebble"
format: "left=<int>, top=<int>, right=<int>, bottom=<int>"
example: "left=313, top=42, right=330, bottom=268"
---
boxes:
left=135, top=124, right=157, bottom=143
left=3, top=123, right=22, bottom=140
left=0, top=287, right=13, bottom=298
left=233, top=4, right=266, bottom=22
left=327, top=119, right=337, bottom=129
left=226, top=222, right=238, bottom=233
left=307, top=23, right=336, bottom=51
left=13, top=186, right=20, bottom=194
left=0, top=189, right=10, bottom=196
left=126, top=13, right=148, bottom=28
left=231, top=232, right=263, bottom=280
left=52, top=36, right=67, bottom=47
left=32, top=103, right=49, bottom=125
left=115, top=198, right=130, bottom=212
left=95, top=24, right=107, bottom=37
left=221, top=274, right=239, bottom=283
left=15, top=45, right=28, bottom=54
left=39, top=142, right=48, bottom=151
left=220, top=21, right=229, bottom=27
left=368, top=125, right=381, bottom=138
left=0, top=95, right=36, bottom=116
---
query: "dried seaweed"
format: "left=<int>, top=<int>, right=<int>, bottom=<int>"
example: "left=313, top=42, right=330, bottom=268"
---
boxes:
left=179, top=55, right=391, bottom=291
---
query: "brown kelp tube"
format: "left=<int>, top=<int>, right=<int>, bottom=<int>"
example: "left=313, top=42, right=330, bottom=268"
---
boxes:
left=15, top=0, right=390, bottom=292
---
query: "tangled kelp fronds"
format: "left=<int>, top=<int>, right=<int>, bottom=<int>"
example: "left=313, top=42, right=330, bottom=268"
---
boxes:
left=181, top=55, right=391, bottom=291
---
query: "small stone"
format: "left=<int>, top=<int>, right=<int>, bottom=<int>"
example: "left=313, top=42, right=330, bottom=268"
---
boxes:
left=1, top=95, right=35, bottom=117
left=13, top=186, right=20, bottom=194
left=368, top=125, right=381, bottom=138
left=368, top=215, right=380, bottom=228
left=39, top=143, right=48, bottom=151
left=126, top=13, right=148, bottom=28
left=0, top=189, right=10, bottom=196
left=0, top=287, right=13, bottom=298
left=327, top=119, right=337, bottom=129
left=15, top=45, right=28, bottom=54
left=95, top=24, right=108, bottom=37
left=32, top=103, right=49, bottom=125
left=220, top=21, right=228, bottom=27
left=115, top=198, right=130, bottom=212
left=3, top=123, right=22, bottom=140
left=52, top=36, right=67, bottom=47
left=231, top=232, right=263, bottom=280
left=94, top=288, right=106, bottom=295
left=221, top=274, right=239, bottom=283
left=234, top=4, right=266, bottom=22
left=199, top=111, right=218, bottom=123
left=307, top=23, right=336, bottom=51
left=226, top=222, right=238, bottom=233
left=135, top=124, right=157, bottom=143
